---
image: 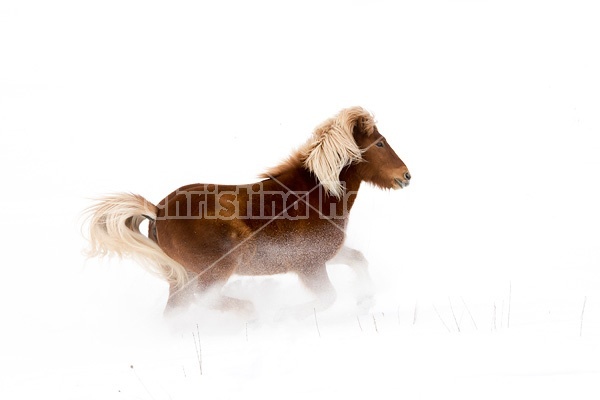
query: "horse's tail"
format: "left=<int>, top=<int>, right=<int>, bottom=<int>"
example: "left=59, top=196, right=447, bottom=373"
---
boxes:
left=84, top=193, right=188, bottom=289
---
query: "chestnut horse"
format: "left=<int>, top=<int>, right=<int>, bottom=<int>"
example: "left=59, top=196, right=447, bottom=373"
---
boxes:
left=86, top=107, right=410, bottom=316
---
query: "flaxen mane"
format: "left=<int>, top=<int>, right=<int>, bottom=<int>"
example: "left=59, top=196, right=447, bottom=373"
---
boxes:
left=261, top=106, right=376, bottom=198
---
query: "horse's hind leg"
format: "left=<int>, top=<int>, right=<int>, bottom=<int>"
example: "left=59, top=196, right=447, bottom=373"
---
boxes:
left=195, top=262, right=256, bottom=317
left=164, top=264, right=254, bottom=317
left=165, top=280, right=196, bottom=315
left=205, top=282, right=255, bottom=315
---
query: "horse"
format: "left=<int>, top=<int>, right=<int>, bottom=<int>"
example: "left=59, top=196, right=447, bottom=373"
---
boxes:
left=85, top=106, right=411, bottom=317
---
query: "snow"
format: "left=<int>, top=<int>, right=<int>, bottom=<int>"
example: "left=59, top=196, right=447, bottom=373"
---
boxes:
left=1, top=0, right=600, bottom=399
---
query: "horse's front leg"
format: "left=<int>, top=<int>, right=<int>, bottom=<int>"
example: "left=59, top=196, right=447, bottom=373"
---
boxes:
left=277, top=263, right=336, bottom=320
left=329, top=246, right=375, bottom=313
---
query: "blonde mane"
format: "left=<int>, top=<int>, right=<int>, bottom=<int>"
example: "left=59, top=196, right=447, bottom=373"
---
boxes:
left=261, top=106, right=376, bottom=198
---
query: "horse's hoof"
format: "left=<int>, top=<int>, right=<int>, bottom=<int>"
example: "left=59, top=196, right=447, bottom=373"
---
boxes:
left=357, top=295, right=376, bottom=314
left=274, top=305, right=312, bottom=322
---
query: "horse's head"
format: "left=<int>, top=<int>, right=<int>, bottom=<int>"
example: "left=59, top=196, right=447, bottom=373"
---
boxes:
left=263, top=106, right=410, bottom=198
left=352, top=121, right=411, bottom=191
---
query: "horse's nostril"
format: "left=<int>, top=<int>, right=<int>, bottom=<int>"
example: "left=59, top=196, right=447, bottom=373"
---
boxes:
left=404, top=172, right=411, bottom=181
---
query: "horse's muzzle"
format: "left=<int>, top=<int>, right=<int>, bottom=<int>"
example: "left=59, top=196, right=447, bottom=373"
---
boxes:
left=394, top=172, right=411, bottom=189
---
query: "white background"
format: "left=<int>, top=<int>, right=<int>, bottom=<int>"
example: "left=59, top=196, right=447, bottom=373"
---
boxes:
left=1, top=1, right=599, bottom=399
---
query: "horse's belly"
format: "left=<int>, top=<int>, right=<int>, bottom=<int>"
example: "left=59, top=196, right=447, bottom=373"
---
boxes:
left=236, top=233, right=344, bottom=276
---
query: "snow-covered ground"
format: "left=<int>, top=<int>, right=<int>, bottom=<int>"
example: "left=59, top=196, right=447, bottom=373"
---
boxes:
left=1, top=1, right=599, bottom=399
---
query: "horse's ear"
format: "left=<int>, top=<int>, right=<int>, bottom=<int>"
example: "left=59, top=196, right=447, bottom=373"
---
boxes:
left=357, top=116, right=367, bottom=130
left=356, top=114, right=376, bottom=136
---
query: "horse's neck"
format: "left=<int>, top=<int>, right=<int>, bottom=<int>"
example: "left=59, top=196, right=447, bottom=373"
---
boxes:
left=340, top=165, right=362, bottom=192
left=278, top=163, right=362, bottom=189
left=273, top=164, right=363, bottom=216
left=338, top=166, right=362, bottom=211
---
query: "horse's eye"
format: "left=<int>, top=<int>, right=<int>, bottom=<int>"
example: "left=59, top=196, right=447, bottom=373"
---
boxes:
left=376, top=141, right=384, bottom=148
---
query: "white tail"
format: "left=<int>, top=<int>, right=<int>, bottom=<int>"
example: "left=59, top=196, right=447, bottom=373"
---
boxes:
left=84, top=193, right=188, bottom=289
